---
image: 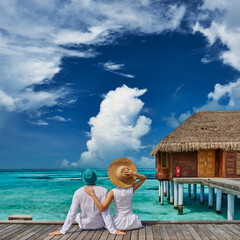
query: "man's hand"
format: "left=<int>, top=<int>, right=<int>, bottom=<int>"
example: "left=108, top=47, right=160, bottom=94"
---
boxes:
left=48, top=230, right=62, bottom=236
left=84, top=186, right=95, bottom=197
left=115, top=230, right=126, bottom=235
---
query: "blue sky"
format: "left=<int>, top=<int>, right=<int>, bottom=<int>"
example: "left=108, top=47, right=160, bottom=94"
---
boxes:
left=1, top=0, right=240, bottom=169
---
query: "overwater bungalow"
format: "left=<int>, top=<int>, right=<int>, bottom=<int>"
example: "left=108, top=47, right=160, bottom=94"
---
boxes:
left=151, top=111, right=240, bottom=180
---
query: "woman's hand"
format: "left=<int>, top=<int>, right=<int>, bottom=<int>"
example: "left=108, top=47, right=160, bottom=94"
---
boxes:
left=122, top=168, right=136, bottom=178
left=115, top=230, right=126, bottom=235
left=84, top=186, right=95, bottom=197
left=48, top=230, right=62, bottom=236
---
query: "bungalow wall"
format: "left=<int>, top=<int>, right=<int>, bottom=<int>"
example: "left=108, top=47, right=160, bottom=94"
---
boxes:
left=155, top=149, right=240, bottom=180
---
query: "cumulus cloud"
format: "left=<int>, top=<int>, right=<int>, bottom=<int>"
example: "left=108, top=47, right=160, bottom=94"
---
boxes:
left=70, top=85, right=151, bottom=167
left=194, top=0, right=240, bottom=71
left=0, top=0, right=186, bottom=115
left=31, top=120, right=49, bottom=126
left=195, top=79, right=240, bottom=111
left=57, top=159, right=70, bottom=168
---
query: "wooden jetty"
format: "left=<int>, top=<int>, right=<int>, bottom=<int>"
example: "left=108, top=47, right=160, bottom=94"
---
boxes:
left=1, top=220, right=240, bottom=240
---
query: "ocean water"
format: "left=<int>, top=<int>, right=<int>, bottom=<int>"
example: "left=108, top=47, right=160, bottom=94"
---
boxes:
left=1, top=169, right=240, bottom=221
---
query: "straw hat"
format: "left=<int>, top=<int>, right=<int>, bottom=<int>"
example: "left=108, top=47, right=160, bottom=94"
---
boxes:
left=82, top=168, right=97, bottom=185
left=108, top=158, right=137, bottom=188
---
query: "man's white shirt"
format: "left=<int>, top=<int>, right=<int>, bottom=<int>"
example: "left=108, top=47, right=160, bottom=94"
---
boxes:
left=60, top=185, right=116, bottom=234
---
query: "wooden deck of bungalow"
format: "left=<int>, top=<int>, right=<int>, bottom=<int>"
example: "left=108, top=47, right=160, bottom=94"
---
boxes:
left=1, top=221, right=240, bottom=240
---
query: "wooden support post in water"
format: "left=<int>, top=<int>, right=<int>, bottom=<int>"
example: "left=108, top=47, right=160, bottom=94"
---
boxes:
left=178, top=184, right=183, bottom=215
left=170, top=181, right=174, bottom=204
left=193, top=184, right=197, bottom=200
left=174, top=182, right=178, bottom=210
left=188, top=184, right=191, bottom=197
left=167, top=181, right=170, bottom=200
left=228, top=194, right=235, bottom=220
left=200, top=185, right=204, bottom=204
left=216, top=189, right=222, bottom=214
left=161, top=181, right=164, bottom=205
left=208, top=187, right=213, bottom=208
left=159, top=181, right=161, bottom=202
left=164, top=181, right=166, bottom=197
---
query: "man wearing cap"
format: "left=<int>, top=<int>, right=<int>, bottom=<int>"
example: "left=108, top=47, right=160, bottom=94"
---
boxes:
left=49, top=168, right=125, bottom=236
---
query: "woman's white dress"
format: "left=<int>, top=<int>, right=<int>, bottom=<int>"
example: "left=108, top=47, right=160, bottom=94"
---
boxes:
left=112, top=187, right=143, bottom=230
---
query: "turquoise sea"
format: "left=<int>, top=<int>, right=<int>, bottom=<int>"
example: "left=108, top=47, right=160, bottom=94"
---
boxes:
left=1, top=169, right=240, bottom=221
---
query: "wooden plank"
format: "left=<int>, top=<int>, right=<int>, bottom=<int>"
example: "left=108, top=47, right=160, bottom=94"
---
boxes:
left=0, top=224, right=27, bottom=239
left=0, top=224, right=19, bottom=234
left=83, top=230, right=96, bottom=240
left=58, top=225, right=79, bottom=240
left=5, top=224, right=33, bottom=240
left=20, top=225, right=49, bottom=240
left=43, top=225, right=62, bottom=240
left=0, top=224, right=8, bottom=230
left=75, top=230, right=89, bottom=240
left=191, top=224, right=209, bottom=240
left=122, top=231, right=131, bottom=240
left=91, top=229, right=104, bottom=240
left=152, top=224, right=161, bottom=240
left=198, top=224, right=217, bottom=240
left=185, top=224, right=202, bottom=240
left=177, top=224, right=193, bottom=240
left=107, top=232, right=116, bottom=240
left=170, top=224, right=185, bottom=240
left=213, top=224, right=233, bottom=240
left=28, top=224, right=56, bottom=240
left=205, top=224, right=227, bottom=240
left=165, top=225, right=177, bottom=240
left=145, top=226, right=153, bottom=240
left=99, top=230, right=109, bottom=240
left=115, top=234, right=124, bottom=240
left=11, top=224, right=42, bottom=240
left=219, top=225, right=240, bottom=239
left=130, top=229, right=138, bottom=240
left=138, top=227, right=145, bottom=240
left=36, top=225, right=63, bottom=240
left=159, top=225, right=169, bottom=240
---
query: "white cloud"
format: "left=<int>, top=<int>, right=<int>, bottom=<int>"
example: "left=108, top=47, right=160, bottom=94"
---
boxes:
left=70, top=85, right=151, bottom=167
left=195, top=79, right=240, bottom=111
left=57, top=159, right=70, bottom=168
left=136, top=156, right=155, bottom=168
left=102, top=61, right=135, bottom=78
left=31, top=120, right=49, bottom=126
left=194, top=0, right=240, bottom=71
left=163, top=111, right=191, bottom=128
left=47, top=116, right=72, bottom=122
left=0, top=1, right=186, bottom=114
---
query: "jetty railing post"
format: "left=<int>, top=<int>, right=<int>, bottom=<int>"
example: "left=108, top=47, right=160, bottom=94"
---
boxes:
left=216, top=189, right=222, bottom=214
left=188, top=184, right=191, bottom=197
left=228, top=194, right=235, bottom=220
left=193, top=184, right=197, bottom=200
left=200, top=185, right=204, bottom=204
left=161, top=181, right=164, bottom=205
left=164, top=181, right=166, bottom=197
left=178, top=183, right=183, bottom=214
left=174, top=182, right=178, bottom=210
left=167, top=181, right=170, bottom=200
left=170, top=181, right=174, bottom=204
left=208, top=187, right=213, bottom=208
left=159, top=181, right=161, bottom=202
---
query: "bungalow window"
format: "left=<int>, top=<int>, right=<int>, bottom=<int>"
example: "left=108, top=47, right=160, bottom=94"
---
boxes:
left=161, top=152, right=169, bottom=169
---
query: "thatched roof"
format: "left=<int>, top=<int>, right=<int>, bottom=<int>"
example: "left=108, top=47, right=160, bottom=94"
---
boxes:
left=150, top=111, right=240, bottom=156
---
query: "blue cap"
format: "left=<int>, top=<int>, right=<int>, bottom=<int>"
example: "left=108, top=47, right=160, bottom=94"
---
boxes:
left=81, top=168, right=97, bottom=185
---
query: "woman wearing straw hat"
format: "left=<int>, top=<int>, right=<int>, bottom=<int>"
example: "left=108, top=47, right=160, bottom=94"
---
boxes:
left=84, top=158, right=146, bottom=231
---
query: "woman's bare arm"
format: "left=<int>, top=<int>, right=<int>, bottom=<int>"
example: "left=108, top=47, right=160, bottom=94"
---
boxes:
left=123, top=169, right=146, bottom=192
left=84, top=187, right=114, bottom=212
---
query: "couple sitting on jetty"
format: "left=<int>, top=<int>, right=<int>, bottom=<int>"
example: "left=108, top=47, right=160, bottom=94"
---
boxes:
left=49, top=158, right=146, bottom=236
